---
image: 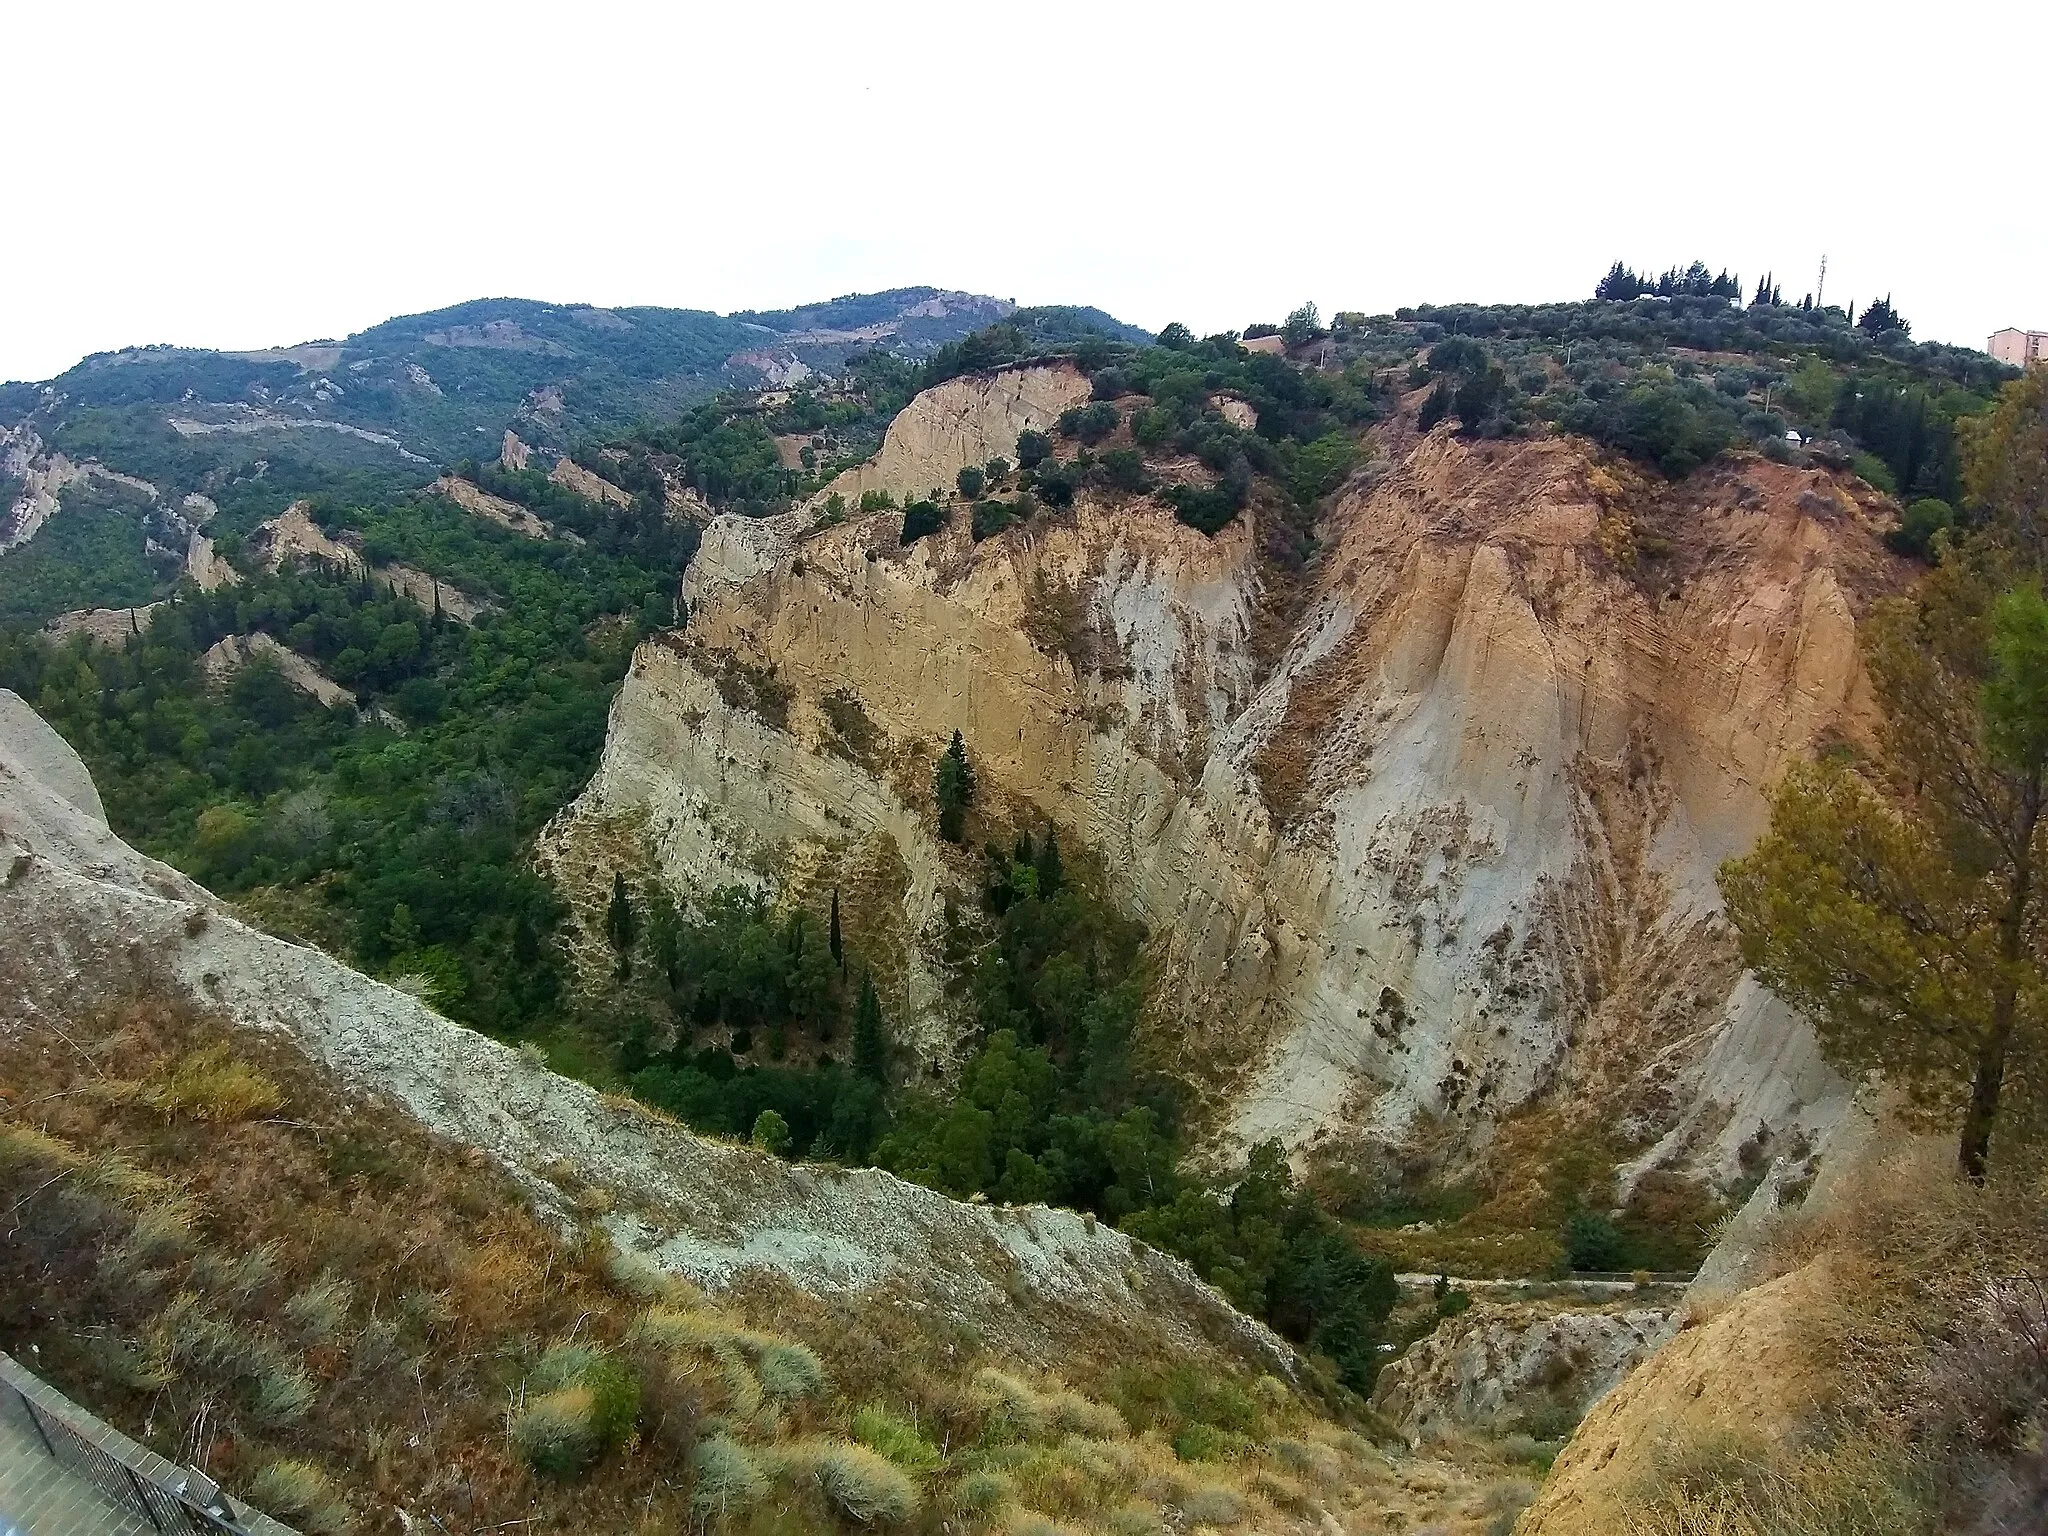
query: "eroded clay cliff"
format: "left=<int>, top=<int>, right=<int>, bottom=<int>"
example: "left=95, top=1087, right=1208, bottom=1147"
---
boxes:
left=543, top=374, right=1906, bottom=1184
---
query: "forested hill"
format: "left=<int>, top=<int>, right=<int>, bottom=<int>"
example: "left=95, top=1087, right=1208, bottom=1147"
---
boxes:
left=0, top=288, right=1146, bottom=466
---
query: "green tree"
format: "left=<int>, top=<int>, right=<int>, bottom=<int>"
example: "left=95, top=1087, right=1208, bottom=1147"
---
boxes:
left=956, top=465, right=985, bottom=499
left=934, top=730, right=975, bottom=842
left=1034, top=827, right=1064, bottom=899
left=751, top=1108, right=792, bottom=1155
left=1721, top=383, right=2048, bottom=1178
left=1282, top=303, right=1322, bottom=347
left=853, top=972, right=888, bottom=1081
left=606, top=871, right=638, bottom=979
left=1015, top=430, right=1052, bottom=471
left=648, top=888, right=683, bottom=991
left=1857, top=295, right=1910, bottom=337
left=1782, top=357, right=1840, bottom=429
left=1735, top=375, right=2048, bottom=1178
left=1417, top=381, right=1453, bottom=433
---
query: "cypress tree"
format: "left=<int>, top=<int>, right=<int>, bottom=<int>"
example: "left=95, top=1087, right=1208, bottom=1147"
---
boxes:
left=829, top=888, right=843, bottom=973
left=1035, top=827, right=1064, bottom=898
left=605, top=871, right=637, bottom=979
left=934, top=730, right=976, bottom=842
left=853, top=971, right=887, bottom=1080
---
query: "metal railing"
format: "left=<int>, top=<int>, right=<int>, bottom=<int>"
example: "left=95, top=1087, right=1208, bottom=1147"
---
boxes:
left=1, top=1353, right=295, bottom=1535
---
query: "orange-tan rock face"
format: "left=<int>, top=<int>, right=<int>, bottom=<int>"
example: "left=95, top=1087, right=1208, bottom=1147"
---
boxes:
left=544, top=387, right=1904, bottom=1180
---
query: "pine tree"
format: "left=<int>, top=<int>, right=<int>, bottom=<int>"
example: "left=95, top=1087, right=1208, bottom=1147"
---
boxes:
left=1594, top=261, right=1641, bottom=301
left=1722, top=372, right=2048, bottom=1180
left=1035, top=827, right=1064, bottom=899
left=605, top=871, right=637, bottom=979
left=934, top=730, right=976, bottom=843
left=829, top=888, right=843, bottom=973
left=853, top=971, right=888, bottom=1080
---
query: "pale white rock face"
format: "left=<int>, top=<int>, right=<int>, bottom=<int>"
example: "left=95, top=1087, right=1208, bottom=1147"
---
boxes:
left=0, top=689, right=1294, bottom=1377
left=0, top=689, right=105, bottom=824
left=250, top=500, right=485, bottom=622
left=547, top=369, right=1902, bottom=1183
left=809, top=364, right=1092, bottom=510
left=0, top=425, right=161, bottom=555
left=43, top=605, right=166, bottom=646
left=1370, top=1301, right=1678, bottom=1443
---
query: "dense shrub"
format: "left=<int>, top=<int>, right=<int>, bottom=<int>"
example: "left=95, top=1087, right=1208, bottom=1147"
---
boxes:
left=972, top=498, right=1024, bottom=542
left=1058, top=402, right=1121, bottom=444
left=1887, top=497, right=1955, bottom=559
left=1095, top=447, right=1151, bottom=494
left=1032, top=458, right=1083, bottom=507
left=900, top=499, right=946, bottom=542
left=1553, top=378, right=1741, bottom=477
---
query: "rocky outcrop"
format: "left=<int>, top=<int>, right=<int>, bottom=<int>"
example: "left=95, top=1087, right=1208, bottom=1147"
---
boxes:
left=1370, top=1301, right=1676, bottom=1444
left=251, top=501, right=484, bottom=622
left=810, top=364, right=1092, bottom=509
left=43, top=604, right=165, bottom=645
left=431, top=474, right=551, bottom=538
left=1, top=426, right=164, bottom=556
left=184, top=530, right=238, bottom=592
left=548, top=370, right=1904, bottom=1183
left=550, top=456, right=634, bottom=508
left=0, top=690, right=1295, bottom=1379
left=202, top=632, right=356, bottom=709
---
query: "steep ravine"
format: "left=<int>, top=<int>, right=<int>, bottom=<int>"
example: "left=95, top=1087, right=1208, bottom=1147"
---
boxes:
left=544, top=374, right=1906, bottom=1185
left=0, top=688, right=1293, bottom=1379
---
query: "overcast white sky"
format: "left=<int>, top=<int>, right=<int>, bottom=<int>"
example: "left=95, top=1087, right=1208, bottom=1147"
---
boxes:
left=4, top=0, right=2040, bottom=382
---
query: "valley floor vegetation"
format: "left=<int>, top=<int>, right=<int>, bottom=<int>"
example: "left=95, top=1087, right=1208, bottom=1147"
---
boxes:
left=609, top=827, right=1403, bottom=1401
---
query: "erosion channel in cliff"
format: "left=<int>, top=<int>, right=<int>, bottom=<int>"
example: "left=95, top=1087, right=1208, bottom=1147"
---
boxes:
left=541, top=366, right=1908, bottom=1219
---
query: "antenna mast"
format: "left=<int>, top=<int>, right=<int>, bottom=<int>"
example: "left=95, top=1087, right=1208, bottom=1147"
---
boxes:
left=1815, top=254, right=1827, bottom=310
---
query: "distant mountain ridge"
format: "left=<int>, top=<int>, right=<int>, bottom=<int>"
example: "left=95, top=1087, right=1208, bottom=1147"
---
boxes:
left=0, top=287, right=1148, bottom=465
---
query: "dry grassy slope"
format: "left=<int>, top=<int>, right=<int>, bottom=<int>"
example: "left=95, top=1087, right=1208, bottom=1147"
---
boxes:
left=0, top=689, right=1293, bottom=1384
left=546, top=370, right=1905, bottom=1185
left=1516, top=1263, right=1833, bottom=1534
